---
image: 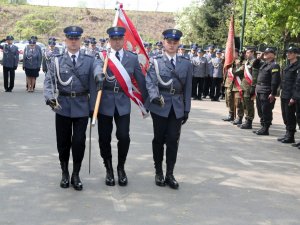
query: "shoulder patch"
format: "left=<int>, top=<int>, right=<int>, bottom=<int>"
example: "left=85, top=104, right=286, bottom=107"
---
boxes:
left=272, top=68, right=279, bottom=73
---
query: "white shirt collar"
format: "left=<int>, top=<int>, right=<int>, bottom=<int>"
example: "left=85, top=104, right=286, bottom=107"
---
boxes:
left=165, top=53, right=176, bottom=64
left=110, top=48, right=124, bottom=61
left=68, top=51, right=80, bottom=61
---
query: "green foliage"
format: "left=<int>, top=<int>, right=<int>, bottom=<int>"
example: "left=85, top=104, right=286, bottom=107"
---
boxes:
left=175, top=0, right=233, bottom=47
left=13, top=10, right=59, bottom=40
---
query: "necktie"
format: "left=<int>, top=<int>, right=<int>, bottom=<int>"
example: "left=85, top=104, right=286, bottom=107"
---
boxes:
left=171, top=58, right=175, bottom=69
left=115, top=51, right=120, bottom=61
left=71, top=55, right=76, bottom=66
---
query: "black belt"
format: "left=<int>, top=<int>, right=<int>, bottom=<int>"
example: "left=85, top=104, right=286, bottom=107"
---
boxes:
left=159, top=87, right=183, bottom=95
left=59, top=91, right=88, bottom=97
left=103, top=86, right=124, bottom=93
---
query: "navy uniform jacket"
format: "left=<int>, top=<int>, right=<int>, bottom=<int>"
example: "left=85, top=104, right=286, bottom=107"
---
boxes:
left=43, top=52, right=102, bottom=118
left=256, top=60, right=281, bottom=95
left=280, top=60, right=300, bottom=99
left=293, top=67, right=300, bottom=100
left=97, top=50, right=148, bottom=117
left=144, top=54, right=192, bottom=119
left=211, top=57, right=223, bottom=78
left=23, top=45, right=42, bottom=69
left=42, top=47, right=60, bottom=73
left=191, top=56, right=209, bottom=78
left=0, top=44, right=19, bottom=68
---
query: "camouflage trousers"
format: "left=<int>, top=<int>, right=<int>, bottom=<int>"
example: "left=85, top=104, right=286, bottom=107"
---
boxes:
left=243, top=96, right=255, bottom=121
left=225, top=88, right=244, bottom=118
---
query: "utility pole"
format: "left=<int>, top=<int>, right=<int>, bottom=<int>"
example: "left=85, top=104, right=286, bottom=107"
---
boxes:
left=240, top=0, right=247, bottom=51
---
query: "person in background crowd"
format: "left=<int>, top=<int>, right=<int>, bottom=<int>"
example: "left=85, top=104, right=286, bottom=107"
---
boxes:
left=42, top=38, right=60, bottom=74
left=191, top=48, right=209, bottom=100
left=253, top=47, right=281, bottom=135
left=0, top=35, right=19, bottom=92
left=203, top=45, right=215, bottom=99
left=210, top=49, right=223, bottom=101
left=277, top=46, right=299, bottom=143
left=23, top=38, right=42, bottom=92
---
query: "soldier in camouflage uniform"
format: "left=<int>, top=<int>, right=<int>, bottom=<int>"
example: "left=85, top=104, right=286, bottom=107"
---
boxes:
left=239, top=47, right=259, bottom=129
left=222, top=49, right=244, bottom=122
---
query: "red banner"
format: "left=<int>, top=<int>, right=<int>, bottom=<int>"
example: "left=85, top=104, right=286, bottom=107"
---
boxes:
left=224, top=15, right=235, bottom=73
left=113, top=3, right=149, bottom=75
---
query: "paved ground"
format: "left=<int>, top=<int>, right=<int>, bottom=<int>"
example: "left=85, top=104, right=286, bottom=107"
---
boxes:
left=1, top=67, right=300, bottom=225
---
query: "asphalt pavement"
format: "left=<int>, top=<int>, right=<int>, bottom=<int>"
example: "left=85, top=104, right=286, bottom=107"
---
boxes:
left=1, top=67, right=300, bottom=225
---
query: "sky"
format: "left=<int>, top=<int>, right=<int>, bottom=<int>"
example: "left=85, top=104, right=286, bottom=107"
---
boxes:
left=27, top=0, right=197, bottom=12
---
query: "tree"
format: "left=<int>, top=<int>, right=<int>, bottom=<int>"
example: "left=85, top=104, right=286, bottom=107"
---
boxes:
left=175, top=0, right=233, bottom=47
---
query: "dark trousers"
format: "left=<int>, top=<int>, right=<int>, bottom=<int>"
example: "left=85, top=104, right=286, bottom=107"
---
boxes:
left=192, top=77, right=204, bottom=98
left=210, top=77, right=222, bottom=100
left=97, top=109, right=130, bottom=167
left=56, top=114, right=89, bottom=164
left=203, top=76, right=212, bottom=97
left=256, top=93, right=276, bottom=126
left=296, top=100, right=300, bottom=127
left=281, top=98, right=296, bottom=132
left=150, top=107, right=182, bottom=174
left=3, top=67, right=15, bottom=91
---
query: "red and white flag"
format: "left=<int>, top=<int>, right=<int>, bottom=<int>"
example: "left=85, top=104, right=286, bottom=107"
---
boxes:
left=103, top=3, right=149, bottom=117
left=224, top=15, right=235, bottom=73
left=113, top=3, right=149, bottom=75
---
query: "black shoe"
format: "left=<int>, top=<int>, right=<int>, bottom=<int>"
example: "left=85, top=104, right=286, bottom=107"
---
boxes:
left=192, top=97, right=198, bottom=100
left=291, top=142, right=300, bottom=147
left=240, top=121, right=252, bottom=129
left=256, top=126, right=269, bottom=135
left=197, top=97, right=202, bottom=100
left=232, top=118, right=243, bottom=125
left=60, top=172, right=70, bottom=188
left=165, top=174, right=179, bottom=189
left=222, top=115, right=234, bottom=122
left=155, top=174, right=166, bottom=187
left=71, top=174, right=83, bottom=191
left=117, top=169, right=128, bottom=186
left=106, top=171, right=115, bottom=186
left=281, top=138, right=295, bottom=143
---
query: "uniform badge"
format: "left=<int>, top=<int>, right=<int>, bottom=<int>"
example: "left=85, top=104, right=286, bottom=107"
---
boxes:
left=272, top=69, right=279, bottom=73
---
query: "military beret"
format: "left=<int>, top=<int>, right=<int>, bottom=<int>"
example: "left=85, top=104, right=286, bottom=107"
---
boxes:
left=264, top=47, right=276, bottom=54
left=31, top=36, right=38, bottom=40
left=107, top=26, right=126, bottom=38
left=6, top=35, right=14, bottom=40
left=143, top=42, right=149, bottom=47
left=245, top=46, right=256, bottom=52
left=64, top=26, right=83, bottom=38
left=162, top=29, right=182, bottom=41
left=287, top=46, right=299, bottom=54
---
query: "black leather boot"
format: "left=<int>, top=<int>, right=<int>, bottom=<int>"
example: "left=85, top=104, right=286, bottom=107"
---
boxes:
left=232, top=117, right=243, bottom=125
left=117, top=164, right=128, bottom=186
left=104, top=159, right=115, bottom=186
left=154, top=161, right=165, bottom=187
left=291, top=142, right=300, bottom=147
left=256, top=124, right=269, bottom=135
left=60, top=161, right=70, bottom=188
left=281, top=131, right=295, bottom=143
left=71, top=163, right=83, bottom=191
left=277, top=131, right=288, bottom=142
left=240, top=119, right=252, bottom=129
left=165, top=165, right=179, bottom=189
left=222, top=113, right=234, bottom=122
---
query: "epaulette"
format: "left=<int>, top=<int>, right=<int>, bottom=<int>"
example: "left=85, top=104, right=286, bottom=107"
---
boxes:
left=179, top=55, right=190, bottom=61
left=84, top=54, right=93, bottom=58
left=153, top=54, right=163, bottom=59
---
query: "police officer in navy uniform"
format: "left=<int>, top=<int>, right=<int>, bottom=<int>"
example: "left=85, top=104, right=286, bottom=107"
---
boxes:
left=89, top=37, right=100, bottom=59
left=253, top=47, right=281, bottom=135
left=0, top=35, right=19, bottom=92
left=277, top=46, right=299, bottom=143
left=98, top=38, right=107, bottom=51
left=96, top=26, right=147, bottom=187
left=42, top=38, right=60, bottom=74
left=292, top=60, right=300, bottom=148
left=145, top=29, right=192, bottom=189
left=43, top=26, right=102, bottom=191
